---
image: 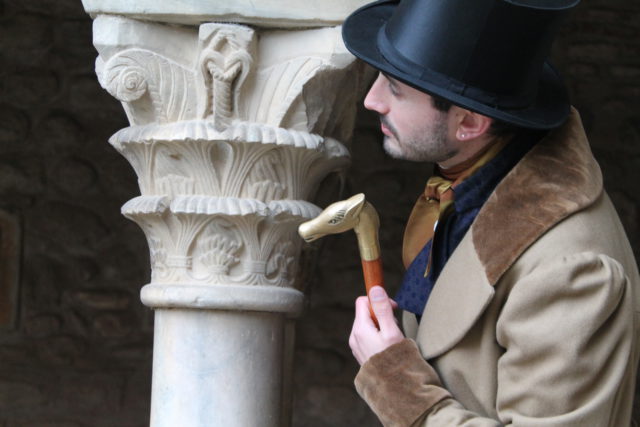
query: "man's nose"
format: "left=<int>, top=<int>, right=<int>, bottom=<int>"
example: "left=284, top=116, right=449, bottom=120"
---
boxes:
left=363, top=75, right=388, bottom=114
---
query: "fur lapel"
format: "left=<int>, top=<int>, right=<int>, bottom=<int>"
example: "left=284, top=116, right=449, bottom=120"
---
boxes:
left=472, top=108, right=603, bottom=285
left=414, top=108, right=603, bottom=359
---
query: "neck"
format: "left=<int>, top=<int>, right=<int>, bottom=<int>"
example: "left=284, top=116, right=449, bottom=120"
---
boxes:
left=438, top=134, right=509, bottom=171
left=437, top=134, right=510, bottom=181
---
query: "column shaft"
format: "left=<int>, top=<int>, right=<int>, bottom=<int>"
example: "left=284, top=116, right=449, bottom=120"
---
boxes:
left=151, top=310, right=283, bottom=426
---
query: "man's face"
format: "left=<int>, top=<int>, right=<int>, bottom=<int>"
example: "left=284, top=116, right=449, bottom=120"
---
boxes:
left=363, top=73, right=459, bottom=164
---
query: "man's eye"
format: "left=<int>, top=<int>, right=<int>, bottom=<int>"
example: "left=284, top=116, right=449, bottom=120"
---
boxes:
left=389, top=84, right=399, bottom=96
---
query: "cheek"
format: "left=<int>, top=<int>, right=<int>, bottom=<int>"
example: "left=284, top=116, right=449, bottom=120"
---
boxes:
left=393, top=114, right=423, bottom=140
left=386, top=108, right=412, bottom=136
left=393, top=103, right=427, bottom=127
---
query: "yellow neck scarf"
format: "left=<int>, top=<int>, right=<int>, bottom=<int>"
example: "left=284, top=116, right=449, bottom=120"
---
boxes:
left=402, top=137, right=509, bottom=270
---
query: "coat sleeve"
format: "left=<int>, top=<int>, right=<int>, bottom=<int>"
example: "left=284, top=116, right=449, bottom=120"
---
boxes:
left=354, top=252, right=637, bottom=426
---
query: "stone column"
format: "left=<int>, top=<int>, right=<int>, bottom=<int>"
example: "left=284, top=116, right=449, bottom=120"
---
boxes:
left=83, top=2, right=368, bottom=425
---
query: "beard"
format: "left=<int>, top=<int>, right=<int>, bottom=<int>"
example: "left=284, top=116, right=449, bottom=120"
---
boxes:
left=380, top=114, right=456, bottom=163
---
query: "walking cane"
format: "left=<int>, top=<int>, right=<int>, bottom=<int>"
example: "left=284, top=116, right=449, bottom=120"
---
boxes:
left=298, top=193, right=384, bottom=325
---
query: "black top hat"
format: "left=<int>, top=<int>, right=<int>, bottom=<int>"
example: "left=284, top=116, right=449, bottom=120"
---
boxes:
left=343, top=0, right=579, bottom=129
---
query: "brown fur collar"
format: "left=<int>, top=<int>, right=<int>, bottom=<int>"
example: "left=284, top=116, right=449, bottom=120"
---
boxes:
left=472, top=108, right=603, bottom=285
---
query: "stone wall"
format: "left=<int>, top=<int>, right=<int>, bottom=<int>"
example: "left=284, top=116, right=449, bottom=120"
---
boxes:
left=0, top=0, right=152, bottom=425
left=0, top=0, right=638, bottom=426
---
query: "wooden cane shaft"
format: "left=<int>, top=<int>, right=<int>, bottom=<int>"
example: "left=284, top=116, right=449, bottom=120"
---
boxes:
left=361, top=258, right=384, bottom=292
left=361, top=258, right=384, bottom=326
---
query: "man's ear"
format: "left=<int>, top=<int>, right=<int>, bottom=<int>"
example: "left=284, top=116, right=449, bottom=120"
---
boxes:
left=453, top=109, right=493, bottom=141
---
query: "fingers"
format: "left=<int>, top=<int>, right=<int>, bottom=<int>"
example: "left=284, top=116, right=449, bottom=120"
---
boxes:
left=368, top=286, right=396, bottom=331
left=350, top=297, right=371, bottom=365
left=349, top=333, right=365, bottom=365
left=349, top=287, right=405, bottom=366
left=355, top=295, right=376, bottom=327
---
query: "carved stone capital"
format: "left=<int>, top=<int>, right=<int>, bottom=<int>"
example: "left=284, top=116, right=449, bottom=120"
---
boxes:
left=93, top=16, right=364, bottom=299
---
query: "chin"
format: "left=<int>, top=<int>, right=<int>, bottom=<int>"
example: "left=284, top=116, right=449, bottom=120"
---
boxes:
left=383, top=138, right=405, bottom=159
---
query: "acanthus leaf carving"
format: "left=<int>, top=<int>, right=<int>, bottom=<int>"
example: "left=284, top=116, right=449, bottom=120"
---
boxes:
left=236, top=26, right=360, bottom=134
left=196, top=220, right=243, bottom=276
left=148, top=236, right=168, bottom=281
left=244, top=57, right=323, bottom=128
left=157, top=174, right=196, bottom=198
left=246, top=150, right=287, bottom=201
left=111, top=125, right=349, bottom=201
left=266, top=240, right=294, bottom=280
left=123, top=196, right=320, bottom=287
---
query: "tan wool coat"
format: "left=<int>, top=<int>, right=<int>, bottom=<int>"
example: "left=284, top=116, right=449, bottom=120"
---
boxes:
left=355, top=109, right=640, bottom=426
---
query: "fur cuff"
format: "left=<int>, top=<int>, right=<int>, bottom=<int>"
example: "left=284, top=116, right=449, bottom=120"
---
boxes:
left=355, top=339, right=451, bottom=426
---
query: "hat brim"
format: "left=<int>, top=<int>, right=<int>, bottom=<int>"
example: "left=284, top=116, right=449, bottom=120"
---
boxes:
left=342, top=0, right=570, bottom=130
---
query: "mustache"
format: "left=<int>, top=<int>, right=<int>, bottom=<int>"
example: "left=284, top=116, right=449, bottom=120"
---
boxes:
left=379, top=115, right=398, bottom=139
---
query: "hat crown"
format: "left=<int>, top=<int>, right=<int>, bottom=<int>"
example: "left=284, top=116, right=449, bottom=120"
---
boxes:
left=342, top=0, right=580, bottom=128
left=381, top=0, right=577, bottom=106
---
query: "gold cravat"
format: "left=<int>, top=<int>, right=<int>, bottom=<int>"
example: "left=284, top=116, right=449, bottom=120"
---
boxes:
left=402, top=137, right=509, bottom=272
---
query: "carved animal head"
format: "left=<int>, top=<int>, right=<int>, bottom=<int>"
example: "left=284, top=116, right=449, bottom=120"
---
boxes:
left=298, top=193, right=366, bottom=242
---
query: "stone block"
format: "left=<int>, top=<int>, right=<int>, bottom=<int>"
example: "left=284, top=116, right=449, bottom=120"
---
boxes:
left=0, top=210, right=20, bottom=328
left=0, top=105, right=29, bottom=146
left=14, top=422, right=81, bottom=427
left=55, top=20, right=95, bottom=56
left=82, top=0, right=370, bottom=27
left=8, top=0, right=87, bottom=19
left=1, top=68, right=60, bottom=107
left=0, top=14, right=53, bottom=52
left=33, top=113, right=84, bottom=152
left=0, top=345, right=35, bottom=365
left=0, top=380, right=46, bottom=411
left=35, top=335, right=87, bottom=365
left=68, top=289, right=132, bottom=311
left=24, top=314, right=63, bottom=338
left=292, top=385, right=375, bottom=427
left=92, top=312, right=134, bottom=338
left=68, top=75, right=119, bottom=114
left=48, top=157, right=98, bottom=195
left=27, top=201, right=108, bottom=250
left=293, top=348, right=346, bottom=383
left=0, top=162, right=38, bottom=196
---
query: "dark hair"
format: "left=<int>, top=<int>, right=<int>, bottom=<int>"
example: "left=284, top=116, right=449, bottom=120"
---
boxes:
left=431, top=94, right=453, bottom=113
left=430, top=94, right=522, bottom=138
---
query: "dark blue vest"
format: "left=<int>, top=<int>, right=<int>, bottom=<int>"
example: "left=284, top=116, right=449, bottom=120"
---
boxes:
left=395, top=130, right=543, bottom=319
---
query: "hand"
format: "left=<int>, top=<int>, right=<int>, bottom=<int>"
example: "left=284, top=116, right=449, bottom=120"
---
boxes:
left=349, top=286, right=405, bottom=365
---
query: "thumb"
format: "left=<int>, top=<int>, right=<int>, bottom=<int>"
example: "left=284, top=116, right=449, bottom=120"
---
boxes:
left=368, top=286, right=395, bottom=329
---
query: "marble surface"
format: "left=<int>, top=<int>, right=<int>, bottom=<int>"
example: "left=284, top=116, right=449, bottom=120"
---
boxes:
left=82, top=0, right=370, bottom=27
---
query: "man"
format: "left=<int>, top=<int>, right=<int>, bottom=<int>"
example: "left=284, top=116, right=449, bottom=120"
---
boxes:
left=342, top=0, right=640, bottom=425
